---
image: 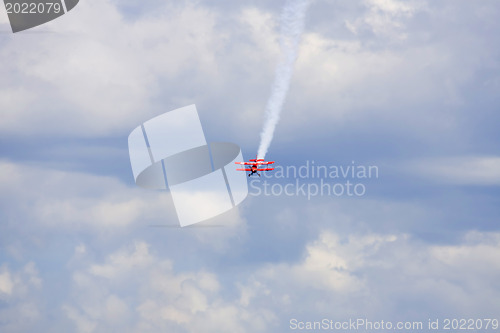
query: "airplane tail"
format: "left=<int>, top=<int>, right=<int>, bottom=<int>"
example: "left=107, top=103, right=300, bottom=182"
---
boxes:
left=250, top=154, right=264, bottom=162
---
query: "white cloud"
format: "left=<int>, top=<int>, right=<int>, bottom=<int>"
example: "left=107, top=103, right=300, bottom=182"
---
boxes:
left=0, top=263, right=43, bottom=332
left=103, top=294, right=130, bottom=324
left=0, top=1, right=295, bottom=154
left=0, top=0, right=497, bottom=149
left=238, top=7, right=280, bottom=63
left=0, top=160, right=176, bottom=232
left=0, top=3, right=9, bottom=25
left=89, top=241, right=153, bottom=279
left=56, top=228, right=500, bottom=331
left=0, top=0, right=224, bottom=137
left=407, top=156, right=500, bottom=185
left=0, top=269, right=14, bottom=295
left=346, top=0, right=424, bottom=39
left=273, top=0, right=499, bottom=145
left=289, top=30, right=471, bottom=130
left=64, top=240, right=276, bottom=333
left=63, top=305, right=98, bottom=333
left=235, top=229, right=500, bottom=321
left=1, top=0, right=490, bottom=150
left=0, top=263, right=41, bottom=300
left=0, top=160, right=249, bottom=261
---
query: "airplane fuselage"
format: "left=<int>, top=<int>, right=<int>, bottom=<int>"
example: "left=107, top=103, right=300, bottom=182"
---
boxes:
left=249, top=165, right=260, bottom=176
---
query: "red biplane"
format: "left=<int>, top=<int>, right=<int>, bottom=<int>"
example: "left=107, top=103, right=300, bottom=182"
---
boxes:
left=235, top=156, right=275, bottom=177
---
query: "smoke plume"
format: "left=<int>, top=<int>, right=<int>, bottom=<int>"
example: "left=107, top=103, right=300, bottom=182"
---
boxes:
left=257, top=0, right=310, bottom=160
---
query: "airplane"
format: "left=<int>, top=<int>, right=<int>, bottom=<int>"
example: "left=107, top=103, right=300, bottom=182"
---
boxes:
left=235, top=156, right=275, bottom=177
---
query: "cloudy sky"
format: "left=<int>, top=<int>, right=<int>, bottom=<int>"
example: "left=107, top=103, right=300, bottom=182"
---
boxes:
left=1, top=0, right=499, bottom=332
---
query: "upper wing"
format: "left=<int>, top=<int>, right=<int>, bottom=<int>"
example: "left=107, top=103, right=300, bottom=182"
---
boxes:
left=235, top=161, right=275, bottom=165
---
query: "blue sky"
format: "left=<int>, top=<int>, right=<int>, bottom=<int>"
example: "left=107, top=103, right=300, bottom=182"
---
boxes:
left=0, top=0, right=499, bottom=332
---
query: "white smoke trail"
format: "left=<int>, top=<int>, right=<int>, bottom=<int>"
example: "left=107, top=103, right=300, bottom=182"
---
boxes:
left=257, top=0, right=310, bottom=160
